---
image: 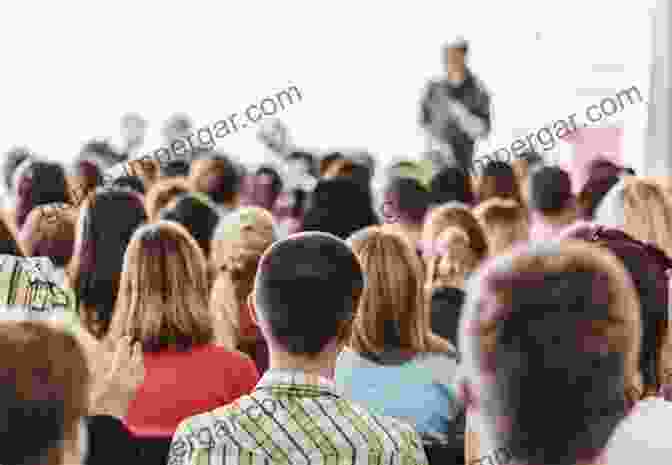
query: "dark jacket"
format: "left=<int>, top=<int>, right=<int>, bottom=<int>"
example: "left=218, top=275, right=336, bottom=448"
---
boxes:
left=430, top=287, right=465, bottom=349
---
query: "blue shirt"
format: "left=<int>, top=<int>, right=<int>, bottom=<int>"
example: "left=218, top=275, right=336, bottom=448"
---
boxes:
left=335, top=347, right=461, bottom=435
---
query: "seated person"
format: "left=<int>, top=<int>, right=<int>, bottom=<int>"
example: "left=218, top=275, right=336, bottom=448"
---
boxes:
left=170, top=232, right=428, bottom=465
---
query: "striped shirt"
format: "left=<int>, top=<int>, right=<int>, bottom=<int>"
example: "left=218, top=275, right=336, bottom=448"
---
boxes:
left=168, top=369, right=429, bottom=465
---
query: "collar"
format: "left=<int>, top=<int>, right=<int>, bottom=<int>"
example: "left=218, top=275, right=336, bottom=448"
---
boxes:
left=254, top=369, right=342, bottom=398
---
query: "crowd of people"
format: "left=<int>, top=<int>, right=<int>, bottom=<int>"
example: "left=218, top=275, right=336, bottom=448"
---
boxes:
left=3, top=101, right=672, bottom=465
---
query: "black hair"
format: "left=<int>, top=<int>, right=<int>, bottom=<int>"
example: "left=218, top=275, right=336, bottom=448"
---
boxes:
left=2, top=146, right=31, bottom=191
left=161, top=160, right=190, bottom=178
left=479, top=160, right=522, bottom=204
left=528, top=166, right=573, bottom=214
left=71, top=187, right=147, bottom=338
left=255, top=233, right=364, bottom=355
left=429, top=166, right=475, bottom=206
left=493, top=270, right=626, bottom=465
left=112, top=176, right=145, bottom=195
left=192, top=153, right=241, bottom=205
left=302, top=178, right=379, bottom=239
left=383, top=177, right=430, bottom=225
left=15, top=161, right=70, bottom=228
left=160, top=194, right=219, bottom=257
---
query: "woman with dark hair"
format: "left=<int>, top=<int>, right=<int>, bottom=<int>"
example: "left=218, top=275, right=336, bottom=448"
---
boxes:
left=68, top=187, right=147, bottom=339
left=476, top=160, right=523, bottom=205
left=302, top=177, right=379, bottom=239
left=248, top=165, right=283, bottom=211
left=14, top=160, right=71, bottom=229
left=159, top=193, right=219, bottom=258
left=429, top=166, right=476, bottom=206
left=381, top=177, right=430, bottom=253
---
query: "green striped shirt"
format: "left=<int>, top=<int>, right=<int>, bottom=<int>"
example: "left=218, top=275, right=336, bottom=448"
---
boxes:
left=168, top=369, right=429, bottom=465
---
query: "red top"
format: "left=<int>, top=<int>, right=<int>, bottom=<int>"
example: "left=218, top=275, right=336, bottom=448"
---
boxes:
left=123, top=344, right=259, bottom=437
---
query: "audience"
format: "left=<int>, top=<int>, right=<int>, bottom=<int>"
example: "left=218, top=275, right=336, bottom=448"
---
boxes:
left=302, top=177, right=379, bottom=239
left=69, top=188, right=147, bottom=339
left=144, top=177, right=190, bottom=221
left=210, top=206, right=277, bottom=374
left=459, top=240, right=641, bottom=465
left=189, top=153, right=241, bottom=216
left=528, top=165, right=579, bottom=241
left=248, top=165, right=283, bottom=211
left=429, top=165, right=476, bottom=206
left=170, top=232, right=429, bottom=465
left=381, top=177, right=431, bottom=253
left=14, top=160, right=71, bottom=229
left=336, top=227, right=460, bottom=435
left=159, top=193, right=219, bottom=258
left=473, top=197, right=529, bottom=255
left=107, top=221, right=254, bottom=437
left=69, top=159, right=105, bottom=207
left=596, top=177, right=672, bottom=259
left=477, top=160, right=523, bottom=205
left=19, top=205, right=76, bottom=285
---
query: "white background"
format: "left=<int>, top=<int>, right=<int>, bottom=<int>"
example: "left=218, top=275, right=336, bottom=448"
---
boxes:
left=0, top=0, right=656, bottom=170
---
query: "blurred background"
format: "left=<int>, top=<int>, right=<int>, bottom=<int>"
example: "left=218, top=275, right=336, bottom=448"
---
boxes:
left=0, top=0, right=655, bottom=172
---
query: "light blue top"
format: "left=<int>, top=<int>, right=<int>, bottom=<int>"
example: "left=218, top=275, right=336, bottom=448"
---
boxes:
left=335, top=347, right=462, bottom=435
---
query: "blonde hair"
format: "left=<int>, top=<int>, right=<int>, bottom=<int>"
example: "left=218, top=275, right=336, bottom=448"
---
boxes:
left=210, top=207, right=276, bottom=344
left=473, top=197, right=529, bottom=256
left=348, top=227, right=451, bottom=356
left=108, top=221, right=233, bottom=351
left=425, top=226, right=478, bottom=293
left=145, top=177, right=190, bottom=220
left=621, top=178, right=672, bottom=259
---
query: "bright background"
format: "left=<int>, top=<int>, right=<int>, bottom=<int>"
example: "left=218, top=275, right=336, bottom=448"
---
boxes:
left=0, top=0, right=656, bottom=171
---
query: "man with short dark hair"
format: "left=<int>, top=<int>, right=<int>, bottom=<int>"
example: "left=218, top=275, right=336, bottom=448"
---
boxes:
left=528, top=166, right=579, bottom=241
left=169, top=232, right=429, bottom=465
left=420, top=38, right=491, bottom=174
left=189, top=153, right=242, bottom=216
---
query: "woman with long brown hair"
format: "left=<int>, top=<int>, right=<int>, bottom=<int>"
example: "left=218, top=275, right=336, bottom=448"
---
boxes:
left=107, top=221, right=257, bottom=437
left=334, top=227, right=461, bottom=435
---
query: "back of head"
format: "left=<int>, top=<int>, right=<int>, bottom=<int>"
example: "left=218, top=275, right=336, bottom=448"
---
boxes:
left=302, top=177, right=379, bottom=239
left=459, top=241, right=640, bottom=465
left=110, top=221, right=213, bottom=352
left=20, top=205, right=76, bottom=268
left=478, top=161, right=522, bottom=204
left=254, top=232, right=364, bottom=356
left=70, top=187, right=147, bottom=338
left=383, top=177, right=430, bottom=225
left=250, top=166, right=284, bottom=210
left=160, top=193, right=219, bottom=257
left=422, top=202, right=488, bottom=265
left=145, top=177, right=191, bottom=220
left=528, top=166, right=574, bottom=215
left=559, top=221, right=671, bottom=396
left=429, top=166, right=475, bottom=206
left=189, top=153, right=241, bottom=206
left=473, top=198, right=529, bottom=256
left=347, top=227, right=435, bottom=357
left=622, top=178, right=672, bottom=259
left=15, top=161, right=70, bottom=229
left=0, top=321, right=89, bottom=465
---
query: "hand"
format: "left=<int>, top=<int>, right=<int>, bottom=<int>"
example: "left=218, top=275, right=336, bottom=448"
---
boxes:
left=89, top=336, right=144, bottom=418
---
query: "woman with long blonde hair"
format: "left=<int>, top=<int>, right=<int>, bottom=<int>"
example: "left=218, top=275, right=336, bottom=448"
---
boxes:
left=210, top=206, right=277, bottom=374
left=106, top=221, right=258, bottom=437
left=334, top=227, right=461, bottom=435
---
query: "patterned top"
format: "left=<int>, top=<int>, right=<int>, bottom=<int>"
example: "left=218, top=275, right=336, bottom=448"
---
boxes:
left=168, top=369, right=429, bottom=465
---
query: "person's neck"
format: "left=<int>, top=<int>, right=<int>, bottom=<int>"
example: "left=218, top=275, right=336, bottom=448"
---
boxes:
left=267, top=345, right=339, bottom=380
left=447, top=67, right=466, bottom=83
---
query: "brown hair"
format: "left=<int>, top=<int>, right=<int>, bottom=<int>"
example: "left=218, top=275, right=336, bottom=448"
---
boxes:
left=423, top=204, right=488, bottom=261
left=145, top=177, right=190, bottom=220
left=108, top=221, right=230, bottom=352
left=210, top=207, right=276, bottom=345
left=348, top=227, right=452, bottom=356
left=621, top=178, right=672, bottom=259
left=473, top=198, right=529, bottom=256
left=0, top=321, right=89, bottom=465
left=0, top=212, right=24, bottom=256
left=19, top=205, right=76, bottom=267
